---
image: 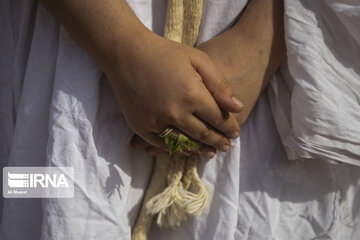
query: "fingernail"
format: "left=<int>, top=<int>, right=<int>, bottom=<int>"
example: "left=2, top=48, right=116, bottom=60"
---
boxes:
left=203, top=151, right=215, bottom=158
left=230, top=131, right=240, bottom=139
left=219, top=145, right=230, bottom=152
left=232, top=97, right=244, bottom=108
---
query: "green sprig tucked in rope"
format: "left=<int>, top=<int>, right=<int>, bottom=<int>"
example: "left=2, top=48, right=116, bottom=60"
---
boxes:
left=164, top=133, right=199, bottom=156
left=132, top=1, right=210, bottom=239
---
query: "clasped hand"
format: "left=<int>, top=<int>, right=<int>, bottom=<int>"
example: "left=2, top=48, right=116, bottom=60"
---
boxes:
left=107, top=32, right=243, bottom=157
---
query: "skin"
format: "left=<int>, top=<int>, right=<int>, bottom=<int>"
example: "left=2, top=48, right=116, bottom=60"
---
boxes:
left=131, top=0, right=287, bottom=157
left=198, top=0, right=286, bottom=125
left=39, top=0, right=243, bottom=154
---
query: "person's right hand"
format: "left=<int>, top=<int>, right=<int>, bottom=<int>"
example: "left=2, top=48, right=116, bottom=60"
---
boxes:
left=39, top=0, right=242, bottom=153
left=106, top=32, right=242, bottom=152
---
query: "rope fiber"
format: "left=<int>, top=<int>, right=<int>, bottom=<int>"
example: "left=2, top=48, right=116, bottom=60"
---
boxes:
left=132, top=1, right=210, bottom=239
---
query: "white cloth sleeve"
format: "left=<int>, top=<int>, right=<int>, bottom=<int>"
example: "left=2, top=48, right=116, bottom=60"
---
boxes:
left=268, top=0, right=360, bottom=165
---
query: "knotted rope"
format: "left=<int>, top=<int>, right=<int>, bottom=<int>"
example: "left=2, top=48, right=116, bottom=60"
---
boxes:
left=132, top=1, right=210, bottom=239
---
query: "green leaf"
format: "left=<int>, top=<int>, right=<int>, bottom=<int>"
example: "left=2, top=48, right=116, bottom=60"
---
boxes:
left=163, top=132, right=199, bottom=157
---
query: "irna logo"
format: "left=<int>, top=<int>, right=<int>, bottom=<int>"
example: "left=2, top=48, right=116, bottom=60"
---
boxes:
left=3, top=167, right=74, bottom=198
left=8, top=172, right=69, bottom=188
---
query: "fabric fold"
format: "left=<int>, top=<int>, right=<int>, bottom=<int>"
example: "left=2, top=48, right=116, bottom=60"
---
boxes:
left=269, top=0, right=360, bottom=165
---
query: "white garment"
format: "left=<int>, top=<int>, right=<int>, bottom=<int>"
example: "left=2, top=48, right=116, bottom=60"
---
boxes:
left=0, top=1, right=360, bottom=240
left=269, top=0, right=360, bottom=165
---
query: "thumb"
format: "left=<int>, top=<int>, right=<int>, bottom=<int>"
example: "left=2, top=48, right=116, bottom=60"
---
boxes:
left=210, top=78, right=244, bottom=113
left=192, top=52, right=243, bottom=113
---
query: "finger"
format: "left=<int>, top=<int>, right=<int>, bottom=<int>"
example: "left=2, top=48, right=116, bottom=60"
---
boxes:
left=138, top=131, right=169, bottom=151
left=131, top=135, right=151, bottom=149
left=199, top=145, right=216, bottom=159
left=157, top=129, right=217, bottom=157
left=188, top=139, right=216, bottom=158
left=175, top=115, right=231, bottom=152
left=131, top=133, right=191, bottom=156
left=132, top=131, right=216, bottom=157
left=191, top=86, right=240, bottom=139
left=191, top=51, right=243, bottom=113
left=145, top=146, right=164, bottom=156
left=132, top=134, right=174, bottom=156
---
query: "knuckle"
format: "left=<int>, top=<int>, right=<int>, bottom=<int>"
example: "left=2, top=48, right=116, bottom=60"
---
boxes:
left=160, top=107, right=179, bottom=124
left=212, top=116, right=223, bottom=128
left=215, top=140, right=227, bottom=148
left=146, top=116, right=162, bottom=132
left=183, top=88, right=198, bottom=105
left=216, top=78, right=232, bottom=92
left=196, top=129, right=211, bottom=140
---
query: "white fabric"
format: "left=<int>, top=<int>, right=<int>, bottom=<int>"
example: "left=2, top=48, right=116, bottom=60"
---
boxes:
left=1, top=1, right=360, bottom=240
left=269, top=0, right=360, bottom=165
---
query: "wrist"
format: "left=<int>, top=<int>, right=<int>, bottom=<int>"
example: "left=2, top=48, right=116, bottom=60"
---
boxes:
left=96, top=23, right=156, bottom=75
